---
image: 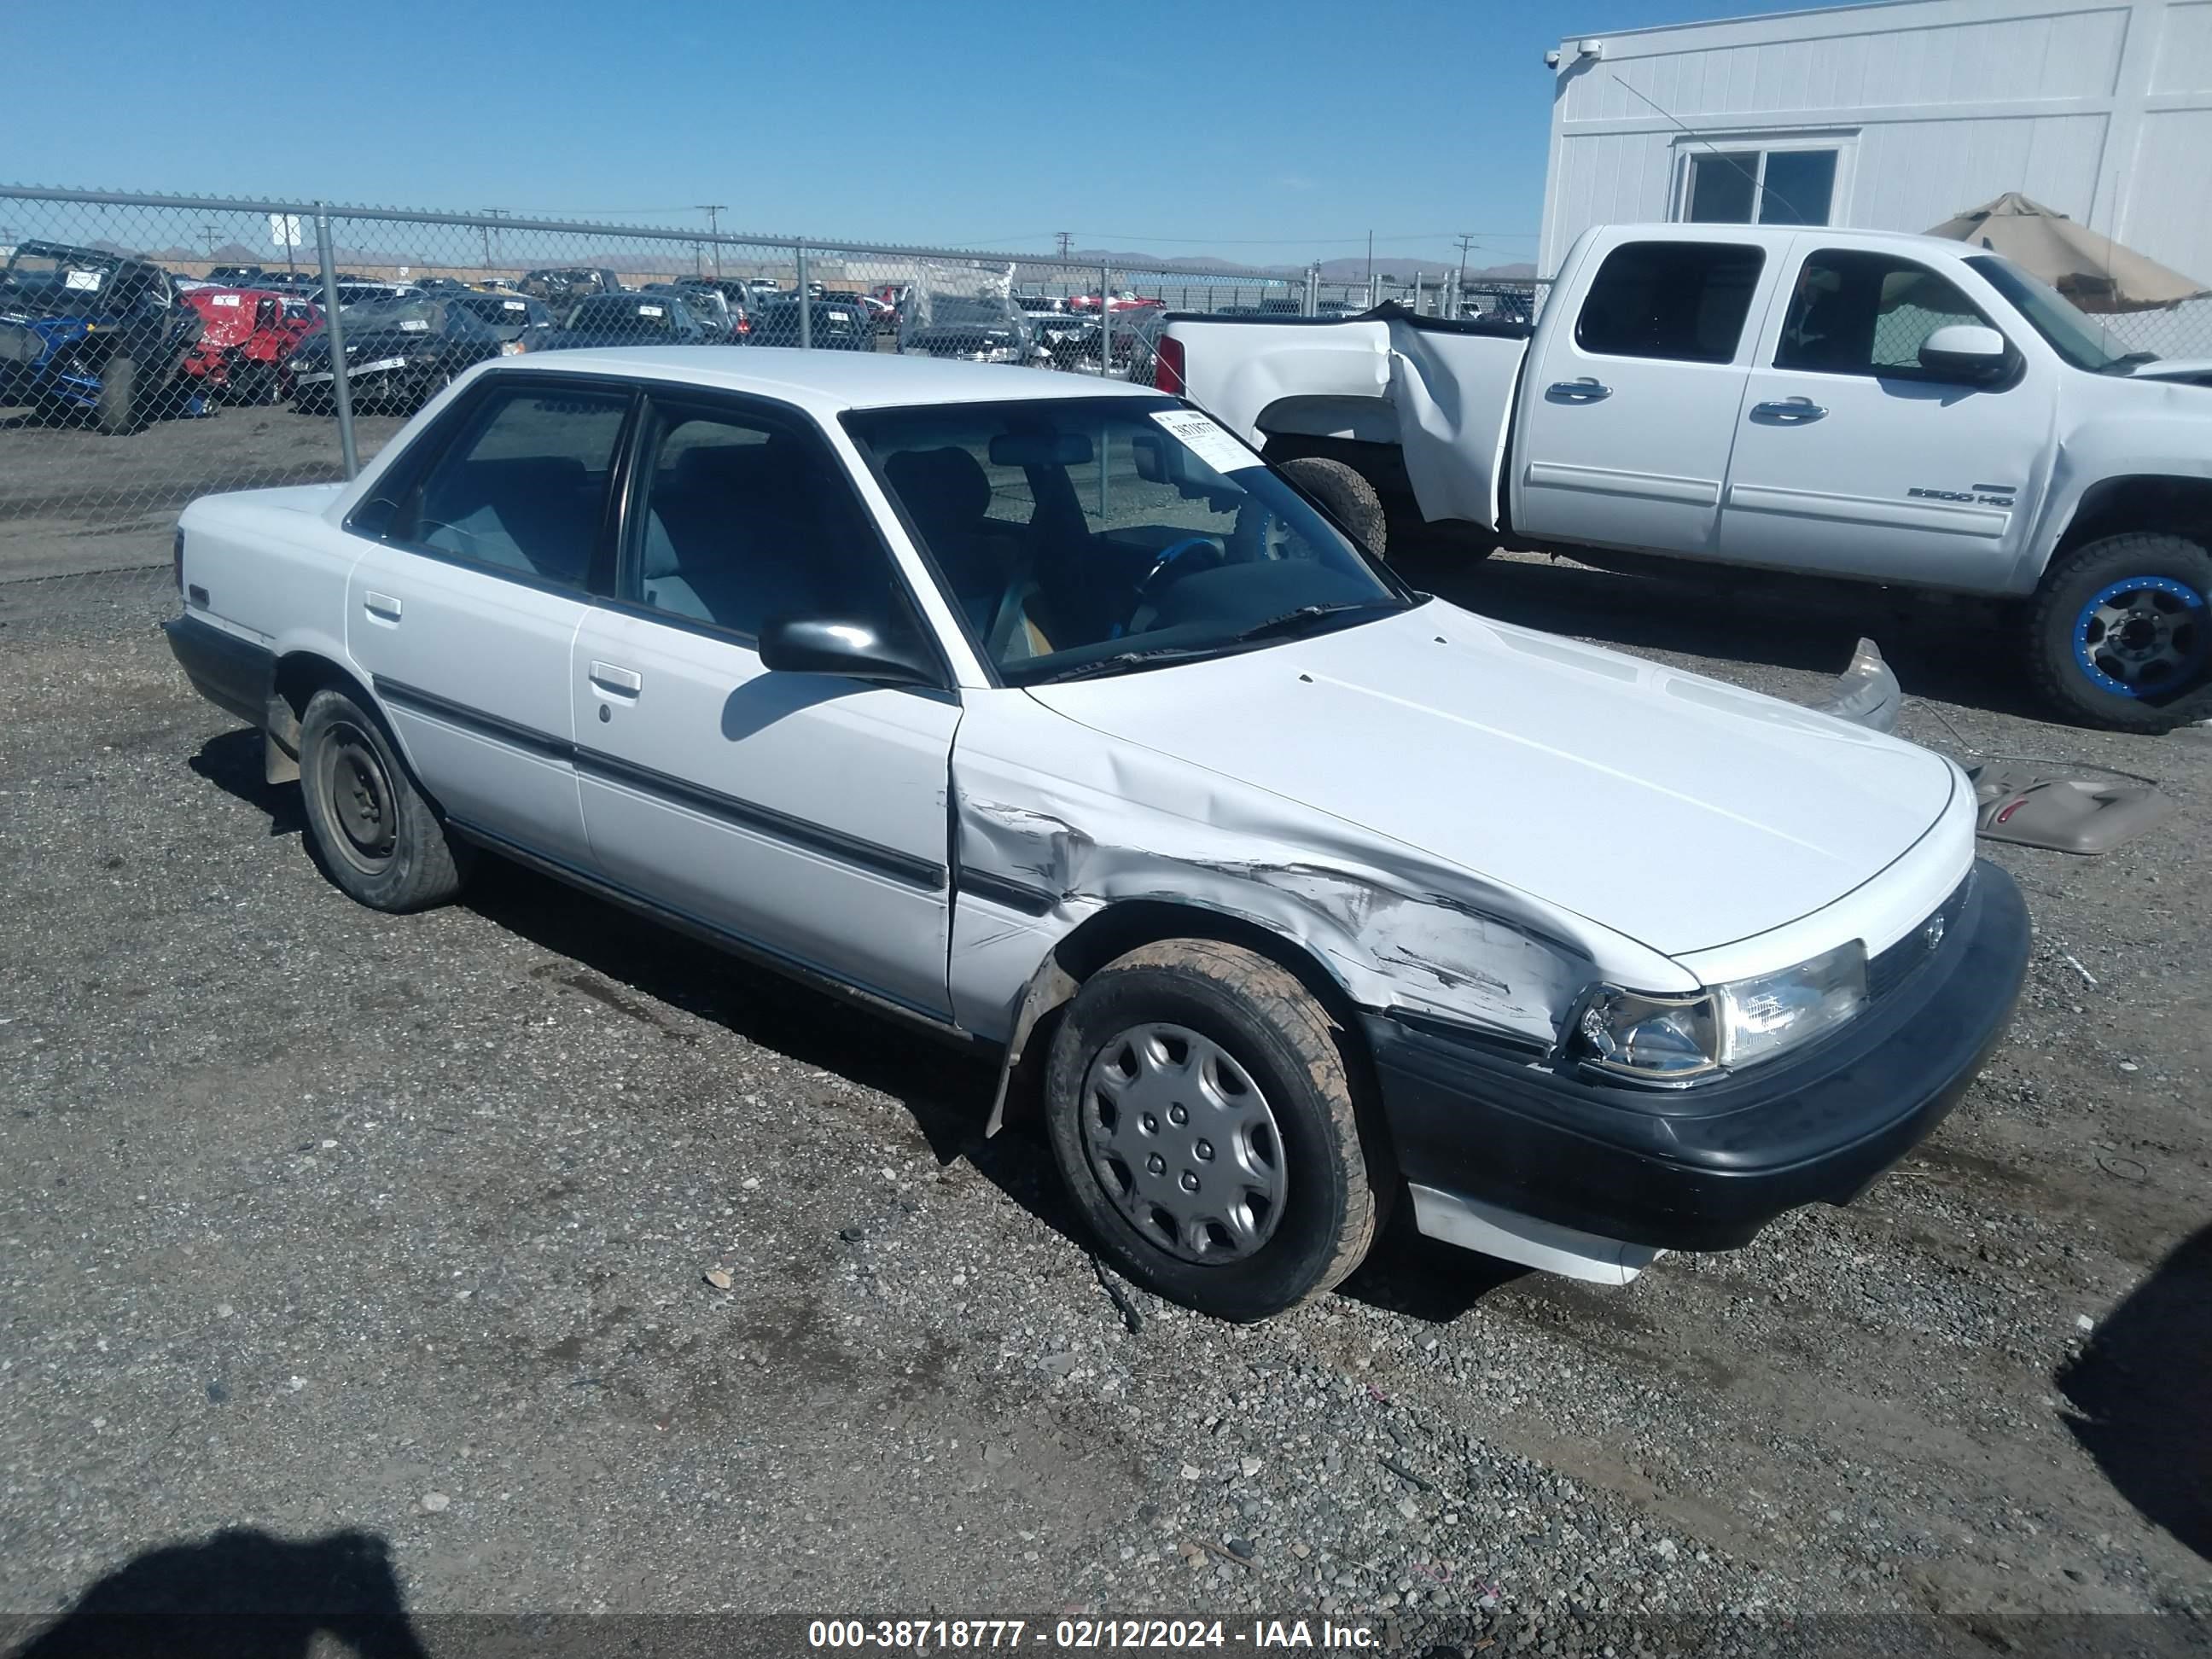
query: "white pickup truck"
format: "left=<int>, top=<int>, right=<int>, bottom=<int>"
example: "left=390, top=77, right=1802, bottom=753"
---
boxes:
left=1160, top=223, right=2212, bottom=733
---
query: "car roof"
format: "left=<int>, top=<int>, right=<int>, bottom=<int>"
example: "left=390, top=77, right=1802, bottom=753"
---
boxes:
left=486, top=347, right=1167, bottom=413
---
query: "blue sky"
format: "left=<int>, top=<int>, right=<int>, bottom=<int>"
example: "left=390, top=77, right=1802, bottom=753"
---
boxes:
left=9, top=0, right=1837, bottom=271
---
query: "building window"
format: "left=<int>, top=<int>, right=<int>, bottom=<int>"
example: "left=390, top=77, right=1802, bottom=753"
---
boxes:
left=1684, top=148, right=1839, bottom=227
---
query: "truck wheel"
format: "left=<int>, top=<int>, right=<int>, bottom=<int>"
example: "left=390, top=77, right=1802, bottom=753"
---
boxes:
left=1044, top=940, right=1382, bottom=1322
left=1277, top=456, right=1389, bottom=556
left=298, top=687, right=474, bottom=912
left=2029, top=533, right=2212, bottom=732
left=95, top=356, right=140, bottom=435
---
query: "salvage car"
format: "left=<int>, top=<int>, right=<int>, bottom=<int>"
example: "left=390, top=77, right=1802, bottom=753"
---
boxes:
left=179, top=286, right=323, bottom=403
left=899, top=293, right=1043, bottom=364
left=446, top=290, right=556, bottom=352
left=0, top=241, right=204, bottom=433
left=164, top=351, right=2029, bottom=1322
left=751, top=296, right=874, bottom=351
left=1165, top=223, right=2212, bottom=732
left=540, top=292, right=713, bottom=351
left=285, top=296, right=502, bottom=413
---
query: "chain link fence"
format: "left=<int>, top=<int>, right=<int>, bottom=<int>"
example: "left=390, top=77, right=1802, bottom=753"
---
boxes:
left=20, top=182, right=2197, bottom=609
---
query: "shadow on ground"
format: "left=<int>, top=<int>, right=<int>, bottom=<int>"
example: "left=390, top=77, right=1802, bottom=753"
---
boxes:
left=187, top=727, right=1531, bottom=1333
left=2058, top=1220, right=2212, bottom=1563
left=1394, top=543, right=2042, bottom=723
left=3, top=1528, right=427, bottom=1659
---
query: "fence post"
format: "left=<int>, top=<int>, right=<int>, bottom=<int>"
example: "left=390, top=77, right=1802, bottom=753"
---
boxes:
left=795, top=240, right=811, bottom=350
left=1304, top=265, right=1318, bottom=317
left=312, top=203, right=358, bottom=480
left=1100, top=263, right=1112, bottom=379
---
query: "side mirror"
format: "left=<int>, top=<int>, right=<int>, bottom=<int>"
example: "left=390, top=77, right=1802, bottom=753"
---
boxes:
left=1918, top=323, right=2010, bottom=384
left=757, top=616, right=940, bottom=688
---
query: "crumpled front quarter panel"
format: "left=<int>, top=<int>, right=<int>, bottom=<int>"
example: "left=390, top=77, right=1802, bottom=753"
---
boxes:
left=944, top=688, right=1685, bottom=1051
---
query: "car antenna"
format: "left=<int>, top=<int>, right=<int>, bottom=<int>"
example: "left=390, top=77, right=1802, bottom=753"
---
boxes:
left=1609, top=73, right=1807, bottom=226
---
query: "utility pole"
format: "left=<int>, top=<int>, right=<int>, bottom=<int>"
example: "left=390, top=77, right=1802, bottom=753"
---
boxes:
left=1453, top=232, right=1476, bottom=318
left=1055, top=230, right=1074, bottom=259
left=697, top=205, right=728, bottom=280
left=1365, top=230, right=1374, bottom=300
left=201, top=222, right=218, bottom=259
left=480, top=209, right=509, bottom=273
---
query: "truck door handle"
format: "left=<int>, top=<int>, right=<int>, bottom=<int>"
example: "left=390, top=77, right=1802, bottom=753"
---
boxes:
left=1753, top=397, right=1828, bottom=423
left=588, top=661, right=642, bottom=697
left=363, top=591, right=402, bottom=622
left=1547, top=377, right=1611, bottom=402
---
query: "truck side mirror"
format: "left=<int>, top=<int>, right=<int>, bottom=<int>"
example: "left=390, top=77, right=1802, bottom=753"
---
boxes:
left=1918, top=323, right=2010, bottom=384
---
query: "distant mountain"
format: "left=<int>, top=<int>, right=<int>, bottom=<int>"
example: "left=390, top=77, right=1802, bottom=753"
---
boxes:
left=1062, top=246, right=1538, bottom=282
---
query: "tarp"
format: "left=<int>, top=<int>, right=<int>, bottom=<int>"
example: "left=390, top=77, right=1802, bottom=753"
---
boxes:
left=1924, top=193, right=2208, bottom=313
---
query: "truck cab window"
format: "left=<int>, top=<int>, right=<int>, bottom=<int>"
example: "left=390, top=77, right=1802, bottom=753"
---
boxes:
left=1574, top=242, right=1765, bottom=364
left=1776, top=250, right=1992, bottom=380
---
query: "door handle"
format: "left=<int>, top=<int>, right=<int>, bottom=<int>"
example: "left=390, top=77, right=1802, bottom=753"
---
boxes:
left=588, top=661, right=642, bottom=697
left=363, top=591, right=402, bottom=621
left=1753, top=396, right=1828, bottom=422
left=1547, top=376, right=1612, bottom=402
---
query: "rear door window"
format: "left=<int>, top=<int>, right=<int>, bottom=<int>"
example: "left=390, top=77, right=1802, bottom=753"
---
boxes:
left=381, top=381, right=631, bottom=589
left=1574, top=241, right=1767, bottom=363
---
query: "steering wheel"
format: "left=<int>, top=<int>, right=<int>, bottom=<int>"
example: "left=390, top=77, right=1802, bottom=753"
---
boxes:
left=1134, top=536, right=1223, bottom=602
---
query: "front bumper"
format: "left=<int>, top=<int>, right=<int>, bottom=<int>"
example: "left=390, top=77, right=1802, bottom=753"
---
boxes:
left=1362, top=859, right=2029, bottom=1254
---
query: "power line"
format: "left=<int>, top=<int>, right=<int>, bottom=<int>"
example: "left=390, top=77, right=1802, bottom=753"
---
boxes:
left=1055, top=230, right=1073, bottom=258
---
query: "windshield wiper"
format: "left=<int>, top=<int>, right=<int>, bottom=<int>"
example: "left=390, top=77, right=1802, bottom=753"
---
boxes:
left=1030, top=643, right=1249, bottom=684
left=1226, top=600, right=1404, bottom=644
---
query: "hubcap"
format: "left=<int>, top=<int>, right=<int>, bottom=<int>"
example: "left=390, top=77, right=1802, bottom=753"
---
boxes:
left=322, top=721, right=397, bottom=871
left=2073, top=576, right=2209, bottom=700
left=1079, top=1022, right=1286, bottom=1265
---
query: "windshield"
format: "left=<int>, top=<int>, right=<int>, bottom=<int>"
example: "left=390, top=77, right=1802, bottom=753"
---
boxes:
left=3, top=249, right=123, bottom=297
left=339, top=298, right=451, bottom=334
left=844, top=395, right=1409, bottom=685
left=1965, top=253, right=2143, bottom=372
left=570, top=294, right=677, bottom=331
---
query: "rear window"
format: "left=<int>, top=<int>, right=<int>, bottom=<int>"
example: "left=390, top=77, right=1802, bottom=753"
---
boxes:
left=1574, top=242, right=1765, bottom=364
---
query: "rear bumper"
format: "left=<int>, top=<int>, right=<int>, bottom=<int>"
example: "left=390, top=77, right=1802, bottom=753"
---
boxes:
left=1362, top=859, right=2030, bottom=1254
left=164, top=614, right=273, bottom=728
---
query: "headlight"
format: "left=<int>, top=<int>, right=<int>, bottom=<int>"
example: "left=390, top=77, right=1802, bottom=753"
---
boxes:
left=1574, top=939, right=1866, bottom=1085
left=1712, top=939, right=1866, bottom=1068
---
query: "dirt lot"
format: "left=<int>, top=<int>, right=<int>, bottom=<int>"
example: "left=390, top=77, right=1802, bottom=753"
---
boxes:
left=0, top=544, right=2207, bottom=1653
left=0, top=401, right=408, bottom=583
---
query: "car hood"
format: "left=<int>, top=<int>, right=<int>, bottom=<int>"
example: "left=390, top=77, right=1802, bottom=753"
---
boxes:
left=1026, top=603, right=1957, bottom=958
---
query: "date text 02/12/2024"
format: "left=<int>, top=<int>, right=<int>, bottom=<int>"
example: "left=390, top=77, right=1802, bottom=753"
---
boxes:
left=804, top=1619, right=1382, bottom=1650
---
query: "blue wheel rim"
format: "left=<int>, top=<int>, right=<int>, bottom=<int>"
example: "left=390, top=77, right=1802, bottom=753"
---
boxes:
left=2071, top=575, right=2209, bottom=700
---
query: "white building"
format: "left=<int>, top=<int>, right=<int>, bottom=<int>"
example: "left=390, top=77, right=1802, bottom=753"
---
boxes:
left=1538, top=0, right=2212, bottom=302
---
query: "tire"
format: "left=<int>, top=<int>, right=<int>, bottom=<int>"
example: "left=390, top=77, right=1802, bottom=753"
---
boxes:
left=231, top=363, right=276, bottom=405
left=2028, top=533, right=2212, bottom=733
left=95, top=355, right=139, bottom=435
left=1277, top=456, right=1388, bottom=556
left=297, top=687, right=473, bottom=912
left=1044, top=940, right=1382, bottom=1322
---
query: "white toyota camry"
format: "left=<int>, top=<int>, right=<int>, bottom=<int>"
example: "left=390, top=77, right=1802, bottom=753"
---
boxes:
left=166, top=349, right=2029, bottom=1321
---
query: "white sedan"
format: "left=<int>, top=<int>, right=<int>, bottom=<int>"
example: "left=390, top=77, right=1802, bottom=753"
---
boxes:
left=166, top=348, right=2029, bottom=1321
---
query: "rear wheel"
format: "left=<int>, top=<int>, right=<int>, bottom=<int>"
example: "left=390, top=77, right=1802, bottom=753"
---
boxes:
left=1044, top=940, right=1382, bottom=1322
left=298, top=687, right=474, bottom=912
left=2029, top=533, right=2212, bottom=732
left=1277, top=456, right=1388, bottom=556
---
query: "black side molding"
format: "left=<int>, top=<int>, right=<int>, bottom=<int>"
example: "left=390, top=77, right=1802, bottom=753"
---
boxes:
left=164, top=614, right=274, bottom=728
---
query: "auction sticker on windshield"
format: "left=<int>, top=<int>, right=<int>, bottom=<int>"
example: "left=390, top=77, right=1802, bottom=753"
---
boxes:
left=1150, top=409, right=1260, bottom=474
left=639, top=305, right=665, bottom=318
left=63, top=270, right=104, bottom=292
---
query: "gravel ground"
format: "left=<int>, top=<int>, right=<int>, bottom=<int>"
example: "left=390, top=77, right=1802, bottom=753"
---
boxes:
left=0, top=556, right=2207, bottom=1655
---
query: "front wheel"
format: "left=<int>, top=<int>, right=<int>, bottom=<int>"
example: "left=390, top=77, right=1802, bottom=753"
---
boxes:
left=298, top=687, right=474, bottom=912
left=95, top=355, right=139, bottom=435
left=1044, top=940, right=1382, bottom=1322
left=2028, top=533, right=2212, bottom=732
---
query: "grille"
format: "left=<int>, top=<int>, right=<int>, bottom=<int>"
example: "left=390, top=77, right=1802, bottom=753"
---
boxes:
left=1867, top=870, right=1975, bottom=1002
